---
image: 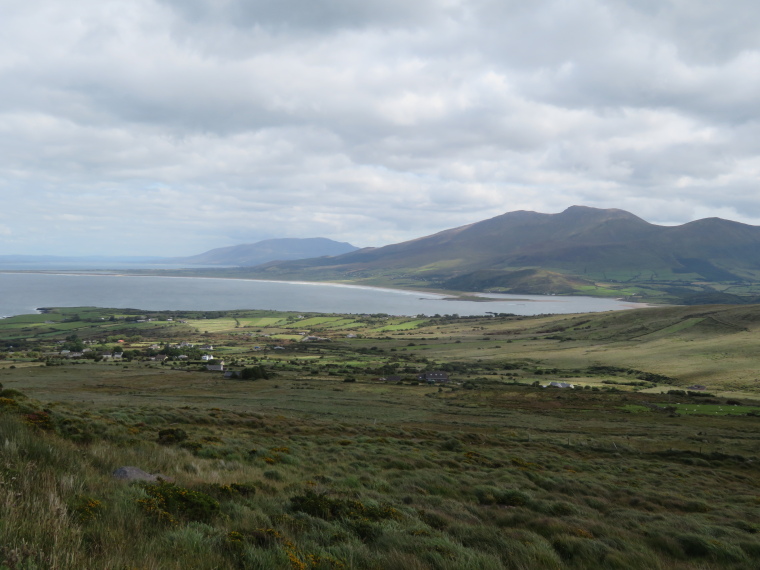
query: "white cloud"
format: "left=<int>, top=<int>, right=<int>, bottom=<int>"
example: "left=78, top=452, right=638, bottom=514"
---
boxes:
left=0, top=0, right=759, bottom=255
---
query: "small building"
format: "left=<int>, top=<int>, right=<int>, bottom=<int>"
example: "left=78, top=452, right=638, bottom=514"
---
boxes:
left=201, top=354, right=214, bottom=361
left=546, top=381, right=574, bottom=389
left=417, top=371, right=450, bottom=383
left=206, top=364, right=225, bottom=372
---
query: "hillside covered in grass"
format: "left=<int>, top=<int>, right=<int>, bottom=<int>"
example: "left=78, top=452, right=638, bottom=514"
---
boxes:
left=200, top=206, right=760, bottom=303
left=1, top=305, right=760, bottom=568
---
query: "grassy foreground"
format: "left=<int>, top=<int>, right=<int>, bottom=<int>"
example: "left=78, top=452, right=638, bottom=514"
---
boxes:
left=1, top=306, right=760, bottom=569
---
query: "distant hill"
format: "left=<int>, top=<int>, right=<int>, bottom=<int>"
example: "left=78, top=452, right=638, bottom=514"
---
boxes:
left=172, top=238, right=359, bottom=267
left=243, top=206, right=760, bottom=295
left=0, top=255, right=168, bottom=270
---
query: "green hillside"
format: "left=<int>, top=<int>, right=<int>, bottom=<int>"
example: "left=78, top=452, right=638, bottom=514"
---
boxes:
left=2, top=305, right=760, bottom=568
left=215, top=206, right=760, bottom=303
left=170, top=238, right=358, bottom=267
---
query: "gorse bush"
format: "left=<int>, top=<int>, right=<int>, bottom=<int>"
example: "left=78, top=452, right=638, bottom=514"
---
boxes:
left=138, top=480, right=220, bottom=524
left=70, top=495, right=105, bottom=524
left=157, top=427, right=189, bottom=445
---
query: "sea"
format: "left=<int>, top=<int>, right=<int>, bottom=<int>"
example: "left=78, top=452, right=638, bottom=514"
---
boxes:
left=0, top=272, right=644, bottom=318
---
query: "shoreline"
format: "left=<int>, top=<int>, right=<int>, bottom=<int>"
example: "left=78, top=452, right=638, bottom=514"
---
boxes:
left=0, top=268, right=651, bottom=306
left=0, top=270, right=654, bottom=319
left=0, top=268, right=541, bottom=302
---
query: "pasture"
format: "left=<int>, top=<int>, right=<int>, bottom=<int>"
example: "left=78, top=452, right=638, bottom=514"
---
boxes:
left=2, top=305, right=760, bottom=569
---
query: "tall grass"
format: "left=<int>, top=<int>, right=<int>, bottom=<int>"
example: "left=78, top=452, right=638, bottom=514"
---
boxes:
left=2, top=375, right=760, bottom=569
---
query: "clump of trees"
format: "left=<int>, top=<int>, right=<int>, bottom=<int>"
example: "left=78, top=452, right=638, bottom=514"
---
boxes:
left=235, top=366, right=269, bottom=381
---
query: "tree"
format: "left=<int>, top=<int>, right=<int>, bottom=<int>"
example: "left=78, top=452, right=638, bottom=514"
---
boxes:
left=240, top=366, right=269, bottom=380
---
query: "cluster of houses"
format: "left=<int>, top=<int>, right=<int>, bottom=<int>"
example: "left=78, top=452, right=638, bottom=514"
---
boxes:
left=51, top=348, right=125, bottom=360
left=375, top=371, right=451, bottom=384
left=172, top=342, right=214, bottom=350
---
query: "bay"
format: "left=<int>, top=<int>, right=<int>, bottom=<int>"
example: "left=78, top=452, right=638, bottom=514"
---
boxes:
left=0, top=272, right=643, bottom=318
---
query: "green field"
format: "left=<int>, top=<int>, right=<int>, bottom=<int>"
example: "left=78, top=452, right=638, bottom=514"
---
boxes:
left=624, top=403, right=760, bottom=416
left=2, top=305, right=760, bottom=569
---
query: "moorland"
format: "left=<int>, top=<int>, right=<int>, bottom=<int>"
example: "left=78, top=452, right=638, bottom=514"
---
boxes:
left=1, top=304, right=760, bottom=569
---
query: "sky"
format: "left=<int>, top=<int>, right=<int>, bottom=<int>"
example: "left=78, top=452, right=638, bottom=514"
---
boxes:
left=2, top=0, right=760, bottom=256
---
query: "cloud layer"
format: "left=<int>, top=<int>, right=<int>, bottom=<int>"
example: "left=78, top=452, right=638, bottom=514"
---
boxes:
left=1, top=0, right=759, bottom=254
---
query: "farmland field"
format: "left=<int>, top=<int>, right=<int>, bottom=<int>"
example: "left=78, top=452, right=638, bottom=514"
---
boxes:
left=1, top=305, right=760, bottom=569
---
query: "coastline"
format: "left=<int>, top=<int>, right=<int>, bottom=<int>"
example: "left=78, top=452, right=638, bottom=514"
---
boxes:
left=0, top=268, right=651, bottom=307
left=0, top=268, right=540, bottom=303
left=0, top=270, right=653, bottom=321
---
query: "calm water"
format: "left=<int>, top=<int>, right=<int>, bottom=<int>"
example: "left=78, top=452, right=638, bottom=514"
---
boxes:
left=0, top=272, right=643, bottom=318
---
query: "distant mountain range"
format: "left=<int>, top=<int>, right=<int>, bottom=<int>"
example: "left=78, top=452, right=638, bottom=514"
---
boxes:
left=0, top=255, right=169, bottom=269
left=6, top=208, right=760, bottom=302
left=0, top=238, right=358, bottom=270
left=240, top=206, right=760, bottom=296
left=169, top=238, right=358, bottom=266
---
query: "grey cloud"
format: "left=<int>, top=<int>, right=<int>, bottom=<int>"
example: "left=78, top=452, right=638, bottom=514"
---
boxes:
left=610, top=0, right=760, bottom=64
left=1, top=0, right=759, bottom=255
left=157, top=0, right=452, bottom=32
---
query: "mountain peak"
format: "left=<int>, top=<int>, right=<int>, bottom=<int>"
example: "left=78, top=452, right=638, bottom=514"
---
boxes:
left=559, top=205, right=643, bottom=220
left=241, top=205, right=760, bottom=287
left=174, top=237, right=359, bottom=266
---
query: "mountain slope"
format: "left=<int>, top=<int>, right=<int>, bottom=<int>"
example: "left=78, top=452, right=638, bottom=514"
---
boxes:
left=172, top=238, right=358, bottom=266
left=244, top=206, right=760, bottom=291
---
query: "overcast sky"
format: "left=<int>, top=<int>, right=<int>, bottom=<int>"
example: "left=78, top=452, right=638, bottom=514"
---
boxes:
left=2, top=0, right=760, bottom=255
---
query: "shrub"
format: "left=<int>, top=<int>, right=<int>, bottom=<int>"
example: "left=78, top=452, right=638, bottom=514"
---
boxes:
left=263, top=470, right=283, bottom=481
left=348, top=519, right=383, bottom=543
left=290, top=490, right=401, bottom=522
left=24, top=411, right=54, bottom=431
left=0, top=388, right=25, bottom=399
left=199, top=482, right=257, bottom=499
left=70, top=495, right=104, bottom=523
left=138, top=481, right=220, bottom=524
left=157, top=427, right=188, bottom=445
left=239, top=366, right=269, bottom=380
left=439, top=438, right=464, bottom=452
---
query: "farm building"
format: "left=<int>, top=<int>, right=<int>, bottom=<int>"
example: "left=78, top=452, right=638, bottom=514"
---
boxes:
left=417, top=371, right=450, bottom=383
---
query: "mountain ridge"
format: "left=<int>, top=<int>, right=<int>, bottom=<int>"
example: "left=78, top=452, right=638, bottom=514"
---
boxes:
left=170, top=237, right=359, bottom=266
left=241, top=206, right=760, bottom=299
